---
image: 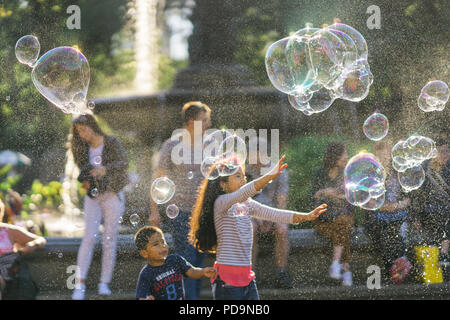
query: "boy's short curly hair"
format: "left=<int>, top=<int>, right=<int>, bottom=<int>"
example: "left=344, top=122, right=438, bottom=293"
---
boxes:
left=134, top=226, right=164, bottom=251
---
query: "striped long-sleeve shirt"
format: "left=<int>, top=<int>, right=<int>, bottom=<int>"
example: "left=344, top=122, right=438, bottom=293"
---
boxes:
left=214, top=181, right=298, bottom=266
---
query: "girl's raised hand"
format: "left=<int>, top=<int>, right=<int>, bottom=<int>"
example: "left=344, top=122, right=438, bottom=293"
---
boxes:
left=266, top=155, right=288, bottom=180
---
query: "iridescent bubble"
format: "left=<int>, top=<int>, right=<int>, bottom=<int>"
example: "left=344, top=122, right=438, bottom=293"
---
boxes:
left=392, top=136, right=437, bottom=172
left=218, top=135, right=247, bottom=167
left=203, top=129, right=234, bottom=160
left=129, top=213, right=140, bottom=227
left=336, top=59, right=373, bottom=101
left=265, top=37, right=298, bottom=94
left=187, top=171, right=194, bottom=180
left=217, top=153, right=241, bottom=177
left=307, top=87, right=336, bottom=113
left=285, top=35, right=316, bottom=92
left=166, top=204, right=179, bottom=220
left=363, top=112, right=389, bottom=141
left=361, top=193, right=385, bottom=211
left=327, top=23, right=368, bottom=60
left=31, top=46, right=90, bottom=114
left=344, top=153, right=386, bottom=207
left=398, top=165, right=425, bottom=192
left=200, top=156, right=220, bottom=180
left=15, top=35, right=40, bottom=67
left=308, top=29, right=346, bottom=86
left=418, top=80, right=448, bottom=112
left=150, top=177, right=176, bottom=204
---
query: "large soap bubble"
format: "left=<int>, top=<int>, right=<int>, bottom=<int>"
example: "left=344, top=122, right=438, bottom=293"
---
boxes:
left=344, top=152, right=386, bottom=210
left=266, top=23, right=372, bottom=116
left=363, top=112, right=389, bottom=141
left=15, top=35, right=40, bottom=67
left=417, top=80, right=448, bottom=112
left=265, top=37, right=298, bottom=94
left=392, top=136, right=437, bottom=172
left=151, top=177, right=176, bottom=204
left=31, top=46, right=90, bottom=114
left=327, top=23, right=368, bottom=60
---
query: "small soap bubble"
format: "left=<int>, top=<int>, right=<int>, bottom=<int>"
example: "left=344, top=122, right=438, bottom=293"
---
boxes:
left=129, top=213, right=140, bottom=227
left=151, top=177, right=176, bottom=204
left=363, top=112, right=389, bottom=141
left=187, top=171, right=194, bottom=180
left=15, top=35, right=40, bottom=67
left=88, top=100, right=95, bottom=110
left=166, top=204, right=179, bottom=219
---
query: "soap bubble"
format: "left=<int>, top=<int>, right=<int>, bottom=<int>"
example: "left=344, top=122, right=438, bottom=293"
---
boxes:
left=308, top=29, right=346, bottom=86
left=218, top=135, right=247, bottom=166
left=203, top=129, right=234, bottom=159
left=217, top=153, right=241, bottom=177
left=166, top=204, right=179, bottom=219
left=93, top=156, right=102, bottom=165
left=129, top=213, right=140, bottom=227
left=285, top=35, right=316, bottom=92
left=361, top=193, right=385, bottom=211
left=151, top=177, right=175, bottom=204
left=15, top=35, right=40, bottom=67
left=363, top=112, right=389, bottom=141
left=265, top=37, right=298, bottom=94
left=200, top=156, right=220, bottom=180
left=31, top=46, right=90, bottom=114
left=187, top=171, right=194, bottom=180
left=344, top=153, right=386, bottom=208
left=335, top=59, right=373, bottom=101
left=267, top=23, right=372, bottom=114
left=418, top=80, right=448, bottom=112
left=398, top=165, right=425, bottom=192
left=90, top=188, right=99, bottom=198
left=392, top=136, right=437, bottom=172
left=327, top=23, right=368, bottom=60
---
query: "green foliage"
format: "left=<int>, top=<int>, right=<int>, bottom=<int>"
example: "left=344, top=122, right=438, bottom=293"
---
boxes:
left=284, top=134, right=373, bottom=229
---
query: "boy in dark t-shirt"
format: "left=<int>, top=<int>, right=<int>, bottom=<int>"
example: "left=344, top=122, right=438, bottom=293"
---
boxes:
left=134, top=226, right=216, bottom=300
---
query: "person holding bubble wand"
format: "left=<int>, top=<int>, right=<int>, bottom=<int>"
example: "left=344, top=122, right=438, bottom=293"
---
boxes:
left=189, top=155, right=327, bottom=300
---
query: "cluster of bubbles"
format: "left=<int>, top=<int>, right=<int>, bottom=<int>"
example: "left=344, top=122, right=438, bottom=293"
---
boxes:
left=15, top=35, right=93, bottom=114
left=344, top=152, right=386, bottom=211
left=363, top=112, right=389, bottom=141
left=150, top=177, right=180, bottom=220
left=265, top=23, right=373, bottom=116
left=391, top=135, right=437, bottom=192
left=200, top=129, right=247, bottom=180
left=418, top=80, right=449, bottom=112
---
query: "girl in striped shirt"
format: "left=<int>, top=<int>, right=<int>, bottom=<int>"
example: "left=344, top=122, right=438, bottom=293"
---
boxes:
left=189, top=155, right=327, bottom=300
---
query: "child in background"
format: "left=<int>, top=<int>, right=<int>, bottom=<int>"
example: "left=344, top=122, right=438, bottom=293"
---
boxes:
left=189, top=155, right=327, bottom=300
left=134, top=226, right=216, bottom=300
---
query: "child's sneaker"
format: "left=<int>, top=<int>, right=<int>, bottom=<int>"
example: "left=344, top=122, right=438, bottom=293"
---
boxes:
left=342, top=271, right=353, bottom=286
left=98, top=283, right=111, bottom=296
left=329, top=261, right=343, bottom=280
left=72, top=283, right=86, bottom=300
